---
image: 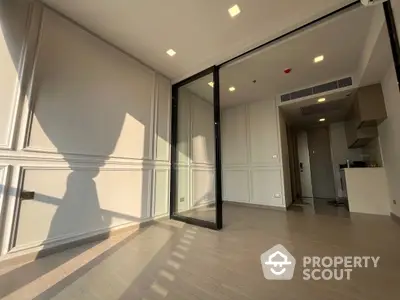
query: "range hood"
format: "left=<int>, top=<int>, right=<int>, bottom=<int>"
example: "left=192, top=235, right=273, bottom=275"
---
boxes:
left=346, top=117, right=379, bottom=148
left=345, top=84, right=386, bottom=149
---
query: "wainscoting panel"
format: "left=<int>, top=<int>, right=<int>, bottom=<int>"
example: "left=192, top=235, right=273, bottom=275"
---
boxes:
left=26, top=9, right=155, bottom=159
left=0, top=3, right=173, bottom=260
left=155, top=75, right=171, bottom=162
left=175, top=166, right=190, bottom=213
left=177, top=90, right=191, bottom=165
left=221, top=105, right=248, bottom=165
left=154, top=169, right=170, bottom=217
left=14, top=167, right=152, bottom=249
left=222, top=169, right=249, bottom=203
left=248, top=100, right=280, bottom=165
left=191, top=94, right=215, bottom=165
left=0, top=165, right=10, bottom=220
left=221, top=99, right=285, bottom=207
left=192, top=168, right=215, bottom=207
left=251, top=169, right=284, bottom=207
left=0, top=0, right=30, bottom=149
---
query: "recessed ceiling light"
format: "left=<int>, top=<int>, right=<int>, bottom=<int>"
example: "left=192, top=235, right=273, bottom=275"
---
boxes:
left=318, top=98, right=326, bottom=103
left=228, top=4, right=241, bottom=17
left=319, top=118, right=326, bottom=122
left=166, top=49, right=176, bottom=57
left=229, top=86, right=236, bottom=92
left=208, top=82, right=214, bottom=88
left=314, top=55, right=324, bottom=63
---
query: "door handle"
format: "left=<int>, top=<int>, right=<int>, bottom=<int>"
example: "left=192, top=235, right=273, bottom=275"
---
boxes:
left=20, top=190, right=35, bottom=201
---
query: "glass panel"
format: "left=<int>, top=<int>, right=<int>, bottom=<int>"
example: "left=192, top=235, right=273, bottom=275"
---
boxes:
left=173, top=72, right=217, bottom=226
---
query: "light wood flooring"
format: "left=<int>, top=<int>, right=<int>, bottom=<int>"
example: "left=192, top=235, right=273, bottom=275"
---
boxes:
left=1, top=203, right=400, bottom=300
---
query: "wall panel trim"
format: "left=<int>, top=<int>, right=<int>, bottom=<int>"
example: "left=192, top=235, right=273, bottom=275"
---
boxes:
left=19, top=7, right=156, bottom=161
left=0, top=165, right=11, bottom=242
left=0, top=151, right=171, bottom=167
left=0, top=2, right=39, bottom=150
left=152, top=169, right=170, bottom=217
left=4, top=165, right=155, bottom=254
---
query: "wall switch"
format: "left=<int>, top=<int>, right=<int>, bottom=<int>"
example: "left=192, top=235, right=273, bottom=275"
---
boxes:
left=180, top=197, right=185, bottom=202
left=272, top=155, right=278, bottom=159
left=274, top=193, right=281, bottom=198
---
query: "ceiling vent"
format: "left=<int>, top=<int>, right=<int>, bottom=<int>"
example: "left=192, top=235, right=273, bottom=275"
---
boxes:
left=281, top=77, right=353, bottom=103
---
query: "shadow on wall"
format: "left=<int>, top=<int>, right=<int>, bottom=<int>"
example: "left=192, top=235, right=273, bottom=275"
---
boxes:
left=1, top=0, right=155, bottom=248
left=0, top=0, right=216, bottom=297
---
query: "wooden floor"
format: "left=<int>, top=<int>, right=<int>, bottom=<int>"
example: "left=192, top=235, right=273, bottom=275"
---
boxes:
left=1, top=203, right=400, bottom=300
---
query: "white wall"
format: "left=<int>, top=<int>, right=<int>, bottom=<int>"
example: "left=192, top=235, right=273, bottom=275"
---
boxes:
left=329, top=122, right=363, bottom=198
left=175, top=88, right=215, bottom=211
left=362, top=137, right=383, bottom=167
left=0, top=4, right=171, bottom=256
left=379, top=63, right=400, bottom=218
left=221, top=100, right=286, bottom=208
left=345, top=168, right=391, bottom=216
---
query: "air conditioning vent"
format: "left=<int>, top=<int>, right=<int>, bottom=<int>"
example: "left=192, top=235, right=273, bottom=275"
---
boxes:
left=280, top=77, right=353, bottom=103
left=313, top=81, right=338, bottom=94
left=291, top=87, right=313, bottom=100
left=338, top=77, right=353, bottom=88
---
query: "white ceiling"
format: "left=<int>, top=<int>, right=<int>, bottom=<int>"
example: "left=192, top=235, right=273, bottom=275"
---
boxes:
left=42, top=0, right=355, bottom=82
left=279, top=89, right=356, bottom=128
left=187, top=5, right=378, bottom=108
left=359, top=22, right=392, bottom=86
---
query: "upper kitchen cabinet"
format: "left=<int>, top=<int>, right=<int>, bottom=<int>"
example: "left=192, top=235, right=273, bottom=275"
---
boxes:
left=353, top=84, right=387, bottom=128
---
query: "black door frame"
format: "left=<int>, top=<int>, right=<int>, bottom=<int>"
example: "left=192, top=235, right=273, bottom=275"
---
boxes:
left=170, top=66, right=223, bottom=230
left=384, top=0, right=400, bottom=87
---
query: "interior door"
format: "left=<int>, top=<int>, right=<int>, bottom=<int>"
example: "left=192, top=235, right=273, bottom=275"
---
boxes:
left=170, top=66, right=222, bottom=230
left=297, top=130, right=313, bottom=198
left=307, top=127, right=336, bottom=199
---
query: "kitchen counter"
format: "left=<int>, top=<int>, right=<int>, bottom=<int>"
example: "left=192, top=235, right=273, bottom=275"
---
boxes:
left=344, top=167, right=391, bottom=215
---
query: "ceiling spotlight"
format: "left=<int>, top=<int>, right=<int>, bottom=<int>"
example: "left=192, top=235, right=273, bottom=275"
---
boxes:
left=314, top=55, right=324, bottom=63
left=319, top=118, right=326, bottom=122
left=166, top=49, right=176, bottom=57
left=228, top=4, right=241, bottom=17
left=318, top=98, right=326, bottom=103
left=229, top=86, right=236, bottom=92
left=208, top=82, right=214, bottom=88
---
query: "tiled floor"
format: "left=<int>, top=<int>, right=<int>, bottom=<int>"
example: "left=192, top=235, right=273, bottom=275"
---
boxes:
left=1, top=203, right=400, bottom=300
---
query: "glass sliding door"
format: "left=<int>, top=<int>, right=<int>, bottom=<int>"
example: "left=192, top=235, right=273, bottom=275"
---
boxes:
left=170, top=66, right=222, bottom=230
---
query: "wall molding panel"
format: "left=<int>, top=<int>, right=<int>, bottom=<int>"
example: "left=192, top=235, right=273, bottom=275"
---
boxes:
left=153, top=168, right=170, bottom=217
left=221, top=99, right=286, bottom=208
left=222, top=169, right=250, bottom=203
left=155, top=74, right=172, bottom=162
left=0, top=3, right=172, bottom=259
left=0, top=165, right=11, bottom=236
left=0, top=1, right=40, bottom=150
left=5, top=166, right=154, bottom=252
left=251, top=169, right=284, bottom=207
left=19, top=8, right=156, bottom=161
